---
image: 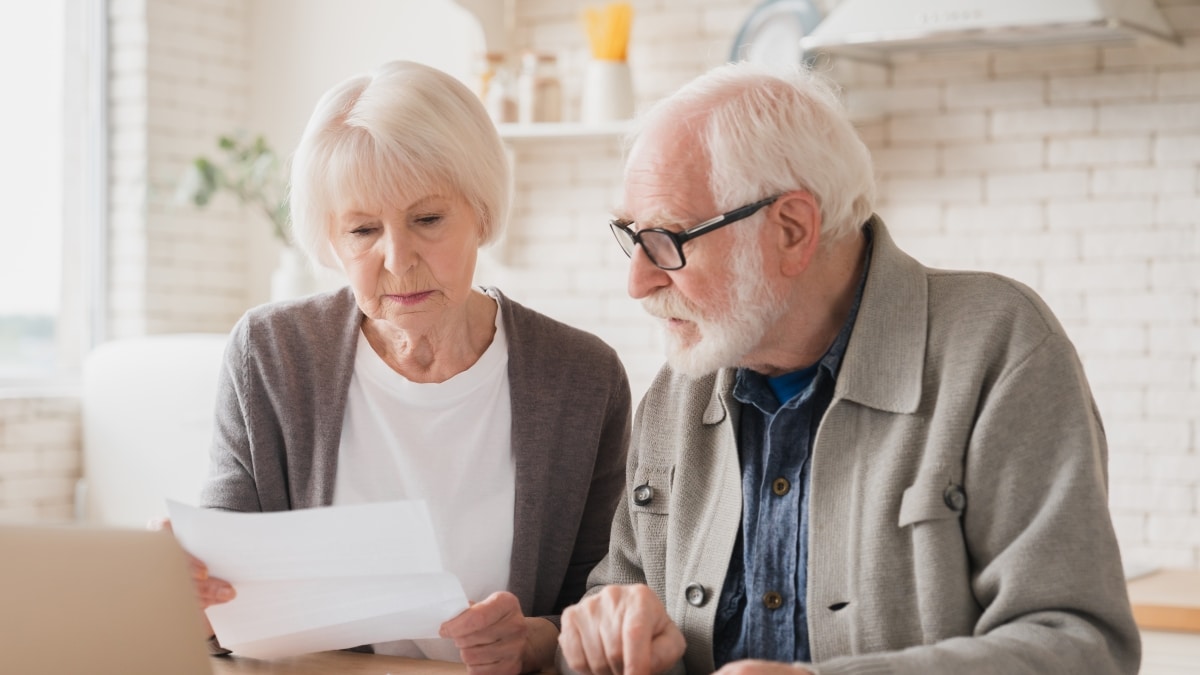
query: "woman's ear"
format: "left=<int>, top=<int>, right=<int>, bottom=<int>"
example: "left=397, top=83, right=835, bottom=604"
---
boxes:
left=773, top=191, right=822, bottom=277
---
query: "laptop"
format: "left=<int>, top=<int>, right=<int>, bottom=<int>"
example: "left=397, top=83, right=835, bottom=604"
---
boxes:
left=0, top=524, right=213, bottom=675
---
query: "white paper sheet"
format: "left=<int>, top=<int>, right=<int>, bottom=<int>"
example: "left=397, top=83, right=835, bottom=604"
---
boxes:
left=166, top=500, right=469, bottom=659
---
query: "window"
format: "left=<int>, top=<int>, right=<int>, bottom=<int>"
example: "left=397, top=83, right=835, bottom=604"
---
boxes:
left=0, top=0, right=104, bottom=383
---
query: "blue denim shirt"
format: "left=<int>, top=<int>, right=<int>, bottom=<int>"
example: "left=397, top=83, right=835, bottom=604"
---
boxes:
left=712, top=228, right=872, bottom=667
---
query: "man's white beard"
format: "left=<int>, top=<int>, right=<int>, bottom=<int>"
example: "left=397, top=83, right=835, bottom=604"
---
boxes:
left=641, top=233, right=785, bottom=378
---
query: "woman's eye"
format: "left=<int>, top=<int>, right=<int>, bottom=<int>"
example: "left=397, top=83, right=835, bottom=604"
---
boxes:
left=414, top=214, right=442, bottom=226
left=349, top=225, right=377, bottom=236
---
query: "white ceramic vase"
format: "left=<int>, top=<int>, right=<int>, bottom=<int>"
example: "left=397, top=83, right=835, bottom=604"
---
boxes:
left=581, top=59, right=634, bottom=124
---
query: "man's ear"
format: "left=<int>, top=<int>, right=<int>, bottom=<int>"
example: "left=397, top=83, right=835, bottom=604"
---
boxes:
left=773, top=191, right=822, bottom=277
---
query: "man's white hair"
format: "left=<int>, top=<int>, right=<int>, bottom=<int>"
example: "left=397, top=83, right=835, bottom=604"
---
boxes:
left=628, top=61, right=876, bottom=247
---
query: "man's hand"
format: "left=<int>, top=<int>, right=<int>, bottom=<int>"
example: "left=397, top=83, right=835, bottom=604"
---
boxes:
left=559, top=584, right=686, bottom=675
left=440, top=591, right=556, bottom=675
left=716, top=660, right=814, bottom=675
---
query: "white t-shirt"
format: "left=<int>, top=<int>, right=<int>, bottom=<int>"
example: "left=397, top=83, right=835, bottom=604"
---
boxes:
left=332, top=298, right=514, bottom=661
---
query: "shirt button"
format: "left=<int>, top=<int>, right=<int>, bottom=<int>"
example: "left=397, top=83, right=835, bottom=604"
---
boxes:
left=943, top=484, right=967, bottom=512
left=685, top=583, right=707, bottom=607
left=633, top=483, right=654, bottom=506
left=772, top=477, right=790, bottom=496
left=762, top=591, right=783, bottom=610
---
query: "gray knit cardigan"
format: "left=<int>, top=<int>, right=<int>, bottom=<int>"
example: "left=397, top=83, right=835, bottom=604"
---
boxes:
left=200, top=286, right=631, bottom=626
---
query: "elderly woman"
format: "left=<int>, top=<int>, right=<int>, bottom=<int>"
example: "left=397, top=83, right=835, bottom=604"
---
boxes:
left=188, top=60, right=631, bottom=673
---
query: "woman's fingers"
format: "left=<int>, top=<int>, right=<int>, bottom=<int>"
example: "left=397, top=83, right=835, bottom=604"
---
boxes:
left=148, top=514, right=231, bottom=640
left=440, top=592, right=528, bottom=675
left=148, top=514, right=235, bottom=606
left=196, top=577, right=236, bottom=607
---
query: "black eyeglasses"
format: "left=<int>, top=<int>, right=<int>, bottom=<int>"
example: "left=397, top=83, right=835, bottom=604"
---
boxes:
left=608, top=195, right=779, bottom=271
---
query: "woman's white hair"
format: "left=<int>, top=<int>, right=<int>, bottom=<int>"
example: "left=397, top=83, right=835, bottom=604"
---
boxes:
left=630, top=61, right=875, bottom=246
left=290, top=60, right=511, bottom=268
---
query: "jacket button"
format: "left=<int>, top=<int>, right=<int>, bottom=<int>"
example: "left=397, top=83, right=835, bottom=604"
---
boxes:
left=685, top=583, right=707, bottom=607
left=633, top=483, right=654, bottom=506
left=762, top=591, right=783, bottom=610
left=772, top=477, right=790, bottom=496
left=943, top=484, right=966, bottom=512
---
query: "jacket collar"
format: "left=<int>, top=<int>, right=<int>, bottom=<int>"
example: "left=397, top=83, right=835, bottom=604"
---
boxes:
left=834, top=216, right=926, bottom=414
left=702, top=215, right=927, bottom=423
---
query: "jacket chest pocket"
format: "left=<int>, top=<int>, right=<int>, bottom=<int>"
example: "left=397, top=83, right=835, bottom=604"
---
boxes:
left=896, top=473, right=972, bottom=623
left=898, top=474, right=966, bottom=528
left=630, top=463, right=673, bottom=590
left=631, top=463, right=673, bottom=515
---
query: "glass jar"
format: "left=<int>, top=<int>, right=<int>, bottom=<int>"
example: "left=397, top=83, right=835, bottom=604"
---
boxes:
left=484, top=56, right=517, bottom=125
left=516, top=50, right=562, bottom=124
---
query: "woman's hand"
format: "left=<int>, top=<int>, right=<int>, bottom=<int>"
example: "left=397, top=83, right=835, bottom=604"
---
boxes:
left=148, top=517, right=236, bottom=638
left=439, top=591, right=558, bottom=675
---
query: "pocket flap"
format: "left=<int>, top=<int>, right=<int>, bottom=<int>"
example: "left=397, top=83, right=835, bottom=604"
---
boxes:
left=898, top=476, right=964, bottom=527
left=630, top=463, right=673, bottom=515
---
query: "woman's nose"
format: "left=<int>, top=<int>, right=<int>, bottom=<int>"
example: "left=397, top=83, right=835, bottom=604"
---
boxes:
left=382, top=227, right=416, bottom=271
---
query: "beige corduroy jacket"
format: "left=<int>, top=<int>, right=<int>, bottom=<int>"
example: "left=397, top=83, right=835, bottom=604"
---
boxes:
left=585, top=217, right=1140, bottom=675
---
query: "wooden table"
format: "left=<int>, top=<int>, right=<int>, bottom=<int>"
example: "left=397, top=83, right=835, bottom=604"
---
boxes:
left=1127, top=568, right=1200, bottom=633
left=210, top=651, right=466, bottom=675
left=208, top=572, right=1200, bottom=674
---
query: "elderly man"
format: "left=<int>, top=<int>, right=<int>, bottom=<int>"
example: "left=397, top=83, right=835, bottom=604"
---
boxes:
left=557, top=62, right=1140, bottom=675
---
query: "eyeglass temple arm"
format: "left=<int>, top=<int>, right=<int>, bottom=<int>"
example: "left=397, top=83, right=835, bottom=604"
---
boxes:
left=675, top=195, right=779, bottom=245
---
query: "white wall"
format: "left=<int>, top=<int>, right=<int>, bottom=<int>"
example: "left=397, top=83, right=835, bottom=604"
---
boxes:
left=247, top=0, right=483, bottom=150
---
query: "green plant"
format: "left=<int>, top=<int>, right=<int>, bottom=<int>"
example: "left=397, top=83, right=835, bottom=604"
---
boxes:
left=178, top=133, right=291, bottom=245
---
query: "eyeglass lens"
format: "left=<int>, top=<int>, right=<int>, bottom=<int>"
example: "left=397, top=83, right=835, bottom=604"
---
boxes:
left=611, top=222, right=637, bottom=257
left=610, top=223, right=687, bottom=270
left=639, top=231, right=682, bottom=269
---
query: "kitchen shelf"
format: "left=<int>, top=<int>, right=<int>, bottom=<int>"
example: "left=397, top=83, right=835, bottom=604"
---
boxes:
left=496, top=120, right=634, bottom=140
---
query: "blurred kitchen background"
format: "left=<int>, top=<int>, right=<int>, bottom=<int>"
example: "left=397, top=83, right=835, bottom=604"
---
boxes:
left=0, top=0, right=1197, bottom=589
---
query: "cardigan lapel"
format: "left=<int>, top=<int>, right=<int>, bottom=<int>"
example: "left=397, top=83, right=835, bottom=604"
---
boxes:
left=492, top=289, right=551, bottom=617
left=311, top=286, right=366, bottom=507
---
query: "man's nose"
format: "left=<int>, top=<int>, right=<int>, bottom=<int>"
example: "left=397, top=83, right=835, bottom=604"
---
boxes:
left=627, top=245, right=670, bottom=300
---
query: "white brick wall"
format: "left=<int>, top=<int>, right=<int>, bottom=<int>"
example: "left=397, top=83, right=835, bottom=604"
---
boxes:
left=108, top=0, right=249, bottom=338
left=0, top=396, right=81, bottom=523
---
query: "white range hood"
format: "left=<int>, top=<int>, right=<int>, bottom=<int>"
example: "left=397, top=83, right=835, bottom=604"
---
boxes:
left=799, top=0, right=1179, bottom=62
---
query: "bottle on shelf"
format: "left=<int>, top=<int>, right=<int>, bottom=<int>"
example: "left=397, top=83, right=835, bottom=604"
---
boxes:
left=484, top=53, right=517, bottom=125
left=472, top=52, right=498, bottom=101
left=516, top=50, right=563, bottom=125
